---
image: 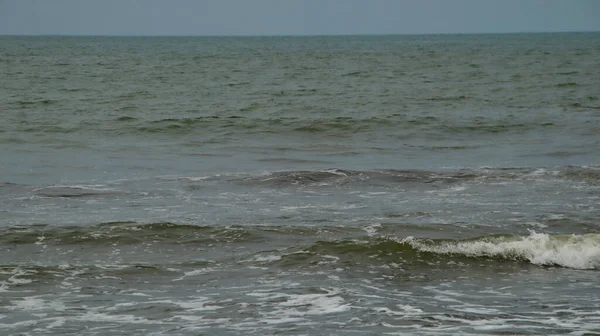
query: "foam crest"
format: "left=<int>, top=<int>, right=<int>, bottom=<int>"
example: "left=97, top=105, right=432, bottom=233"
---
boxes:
left=404, top=232, right=600, bottom=269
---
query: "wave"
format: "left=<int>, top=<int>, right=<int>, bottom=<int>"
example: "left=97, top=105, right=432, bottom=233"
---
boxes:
left=268, top=232, right=600, bottom=270
left=427, top=95, right=470, bottom=101
left=402, top=232, right=600, bottom=270
left=126, top=116, right=393, bottom=137
left=185, top=165, right=600, bottom=188
left=233, top=168, right=461, bottom=188
left=4, top=165, right=599, bottom=199
left=7, top=165, right=597, bottom=195
left=62, top=114, right=551, bottom=138
left=555, top=82, right=579, bottom=88
left=32, top=185, right=124, bottom=198
left=0, top=263, right=185, bottom=288
left=0, top=222, right=260, bottom=245
left=558, top=165, right=600, bottom=182
left=2, top=222, right=598, bottom=270
left=0, top=222, right=356, bottom=246
left=14, top=99, right=59, bottom=106
left=6, top=114, right=567, bottom=141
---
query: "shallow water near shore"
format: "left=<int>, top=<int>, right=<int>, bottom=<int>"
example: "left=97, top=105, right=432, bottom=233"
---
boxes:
left=1, top=33, right=600, bottom=335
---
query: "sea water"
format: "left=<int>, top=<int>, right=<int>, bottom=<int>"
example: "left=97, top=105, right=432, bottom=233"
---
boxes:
left=1, top=33, right=599, bottom=335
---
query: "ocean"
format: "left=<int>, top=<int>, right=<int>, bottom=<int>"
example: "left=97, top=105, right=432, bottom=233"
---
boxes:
left=1, top=33, right=599, bottom=335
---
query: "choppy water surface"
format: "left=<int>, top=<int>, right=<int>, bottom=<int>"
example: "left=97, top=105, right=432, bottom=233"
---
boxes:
left=1, top=33, right=600, bottom=335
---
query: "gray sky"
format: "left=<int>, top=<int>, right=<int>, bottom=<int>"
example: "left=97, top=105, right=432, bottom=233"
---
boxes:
left=1, top=0, right=599, bottom=36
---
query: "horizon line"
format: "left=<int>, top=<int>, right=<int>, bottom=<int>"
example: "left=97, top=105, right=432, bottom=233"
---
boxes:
left=1, top=29, right=599, bottom=38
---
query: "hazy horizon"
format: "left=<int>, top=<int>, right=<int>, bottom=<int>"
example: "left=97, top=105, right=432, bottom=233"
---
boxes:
left=2, top=30, right=599, bottom=38
left=1, top=0, right=599, bottom=37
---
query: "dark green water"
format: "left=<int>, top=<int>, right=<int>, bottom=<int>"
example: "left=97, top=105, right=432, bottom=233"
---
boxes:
left=1, top=33, right=599, bottom=335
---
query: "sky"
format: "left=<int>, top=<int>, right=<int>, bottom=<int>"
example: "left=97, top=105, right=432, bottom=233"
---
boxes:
left=1, top=0, right=599, bottom=36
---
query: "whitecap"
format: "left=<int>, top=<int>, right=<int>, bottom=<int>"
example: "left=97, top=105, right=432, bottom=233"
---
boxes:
left=404, top=232, right=600, bottom=269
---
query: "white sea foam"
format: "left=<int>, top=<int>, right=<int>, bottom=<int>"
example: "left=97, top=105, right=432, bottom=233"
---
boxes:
left=0, top=268, right=33, bottom=292
left=278, top=292, right=349, bottom=314
left=247, top=287, right=350, bottom=324
left=403, top=232, right=600, bottom=269
left=33, top=184, right=109, bottom=190
left=8, top=296, right=66, bottom=312
left=316, top=255, right=340, bottom=266
left=33, top=184, right=117, bottom=193
left=281, top=205, right=318, bottom=211
left=76, top=312, right=157, bottom=325
left=171, top=298, right=224, bottom=311
left=247, top=254, right=282, bottom=263
left=172, top=267, right=216, bottom=281
left=363, top=222, right=382, bottom=236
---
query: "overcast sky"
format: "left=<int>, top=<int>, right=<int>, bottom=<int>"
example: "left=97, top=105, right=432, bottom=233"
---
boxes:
left=1, top=0, right=599, bottom=36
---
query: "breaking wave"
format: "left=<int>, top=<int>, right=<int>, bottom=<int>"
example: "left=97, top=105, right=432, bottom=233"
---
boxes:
left=2, top=221, right=599, bottom=270
left=403, top=232, right=600, bottom=270
left=273, top=232, right=600, bottom=270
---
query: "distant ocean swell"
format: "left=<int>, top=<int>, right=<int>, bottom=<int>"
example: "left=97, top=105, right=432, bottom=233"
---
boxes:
left=1, top=165, right=599, bottom=201
left=2, top=114, right=573, bottom=139
left=0, top=166, right=598, bottom=206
